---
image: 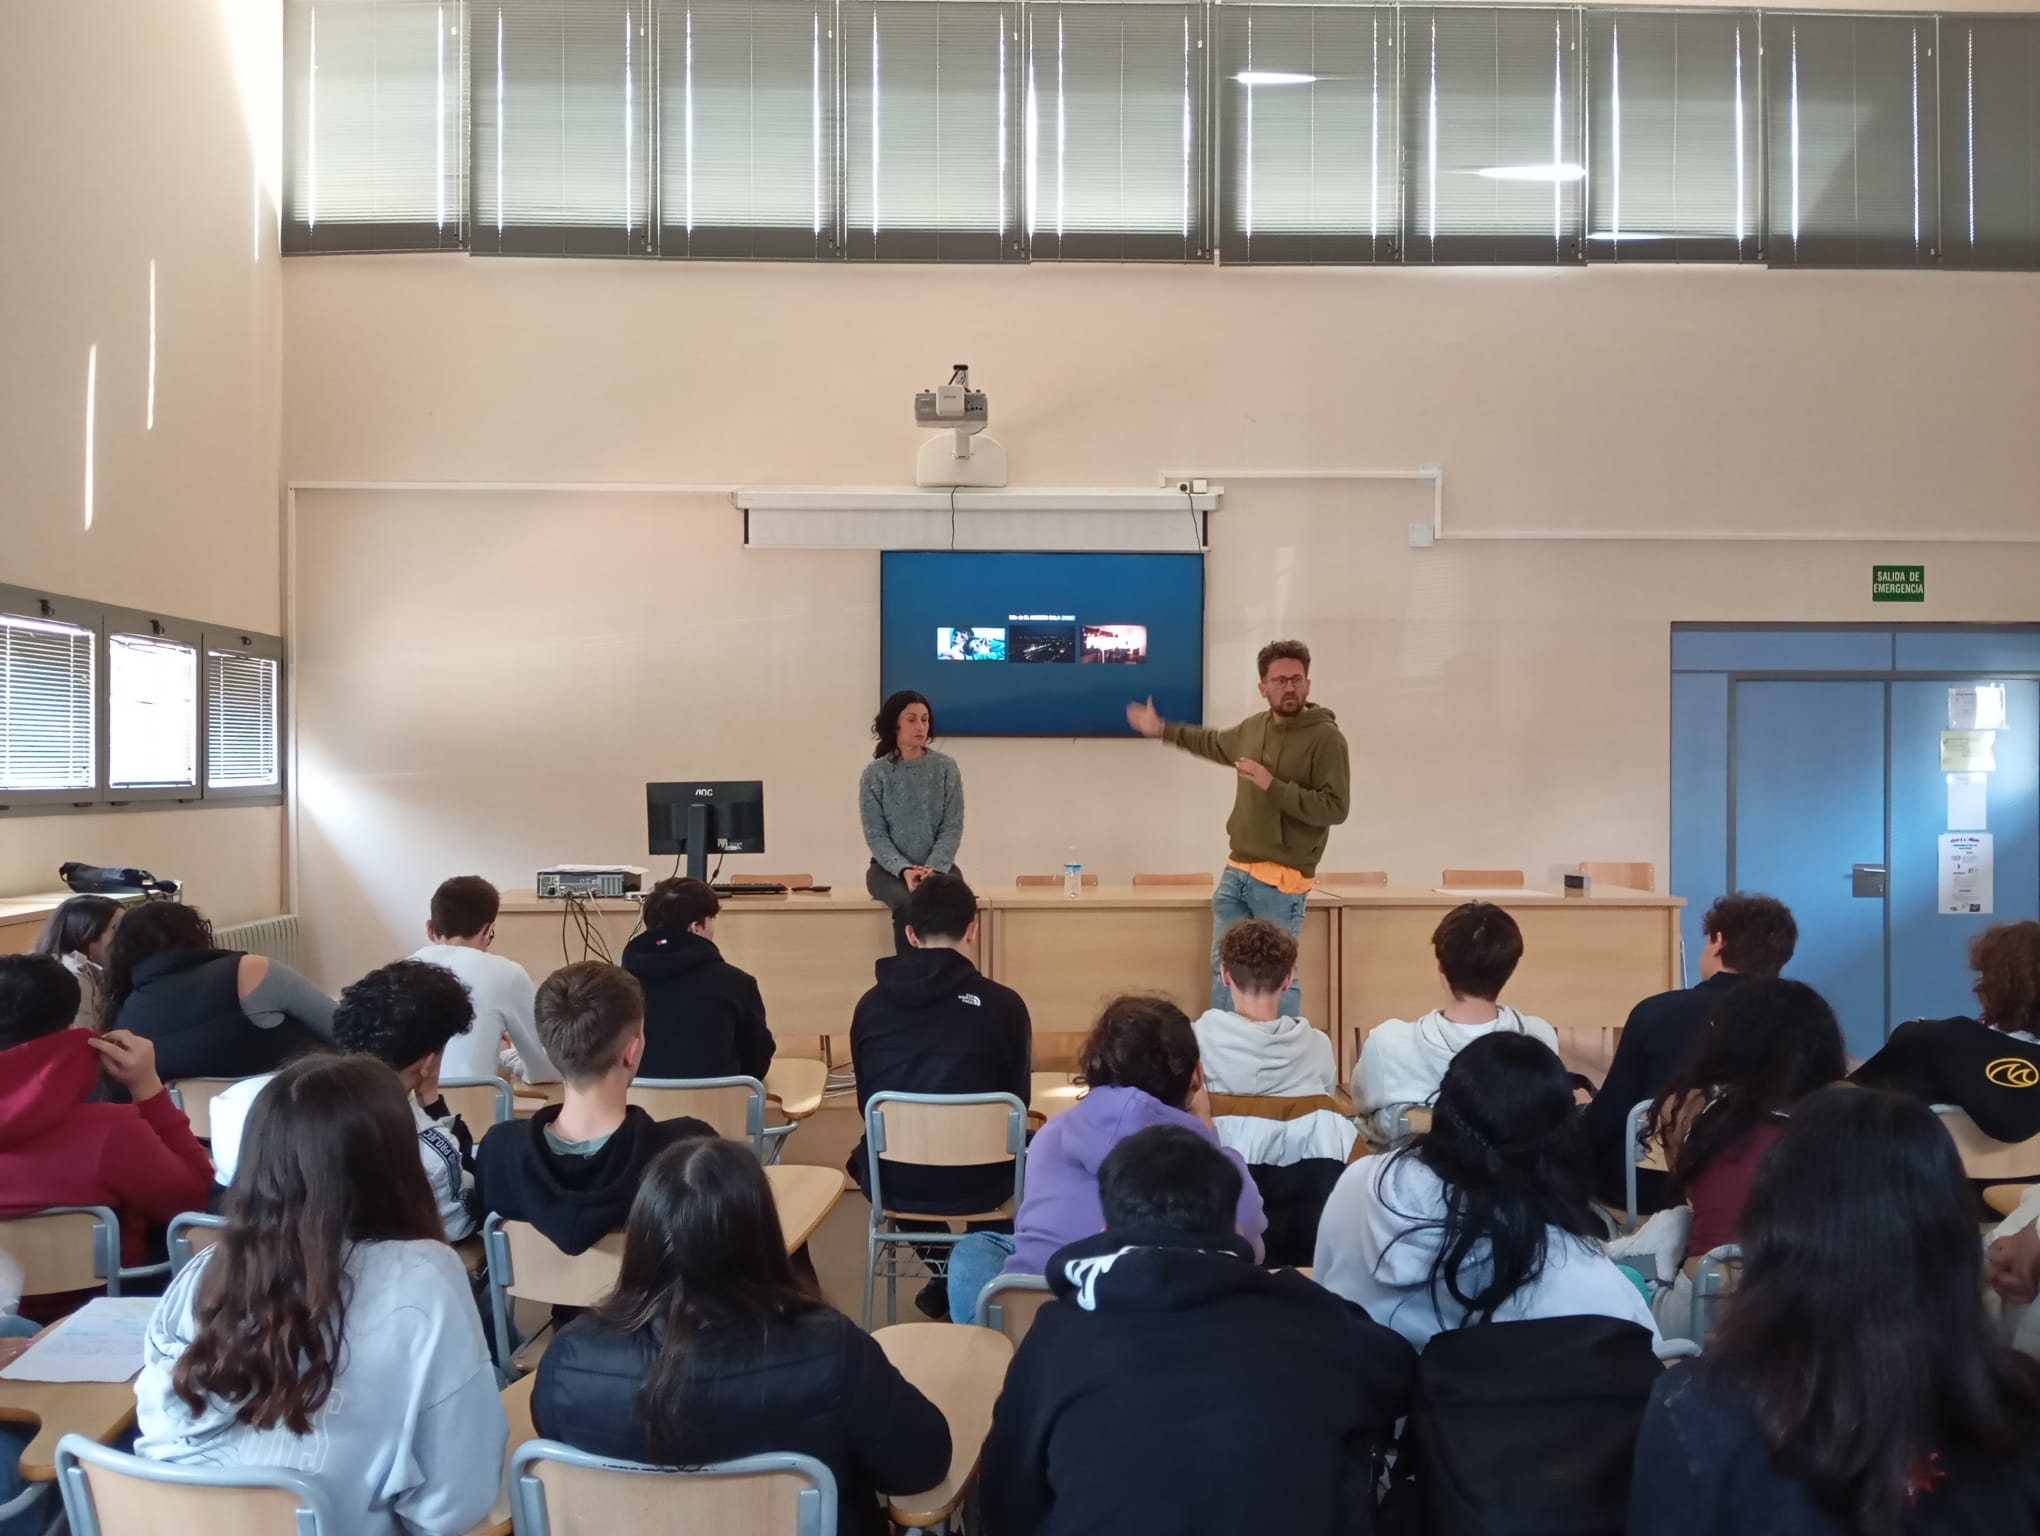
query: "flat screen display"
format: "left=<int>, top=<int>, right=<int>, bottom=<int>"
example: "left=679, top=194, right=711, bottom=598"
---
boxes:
left=880, top=552, right=1205, bottom=736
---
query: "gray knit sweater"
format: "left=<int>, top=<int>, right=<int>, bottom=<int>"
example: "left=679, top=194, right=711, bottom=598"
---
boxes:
left=860, top=750, right=965, bottom=875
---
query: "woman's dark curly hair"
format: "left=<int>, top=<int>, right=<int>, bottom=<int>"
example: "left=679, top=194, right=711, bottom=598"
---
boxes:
left=1076, top=994, right=1201, bottom=1110
left=1972, top=921, right=2040, bottom=1036
left=871, top=690, right=935, bottom=762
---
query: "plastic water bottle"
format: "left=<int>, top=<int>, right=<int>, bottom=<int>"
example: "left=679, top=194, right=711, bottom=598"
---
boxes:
left=1064, top=846, right=1082, bottom=899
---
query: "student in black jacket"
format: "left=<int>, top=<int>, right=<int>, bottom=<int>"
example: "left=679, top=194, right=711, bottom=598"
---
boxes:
left=475, top=962, right=713, bottom=1254
left=1852, top=921, right=2040, bottom=1144
left=620, top=878, right=775, bottom=1082
left=533, top=1137, right=949, bottom=1536
left=1582, top=893, right=1796, bottom=1211
left=1632, top=1088, right=2040, bottom=1536
left=980, top=1125, right=1415, bottom=1536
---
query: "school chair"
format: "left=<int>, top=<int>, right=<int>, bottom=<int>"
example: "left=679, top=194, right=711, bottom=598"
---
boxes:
left=863, top=1091, right=1030, bottom=1330
left=437, top=1077, right=515, bottom=1128
left=1620, top=1099, right=1658, bottom=1234
left=55, top=1434, right=340, bottom=1536
left=1318, top=871, right=1389, bottom=888
left=166, top=1213, right=226, bottom=1277
left=0, top=1206, right=121, bottom=1298
left=164, top=1078, right=242, bottom=1140
left=482, top=1217, right=626, bottom=1379
left=1985, top=1184, right=2029, bottom=1219
left=1937, top=1109, right=2040, bottom=1182
left=1439, top=869, right=1525, bottom=888
left=972, top=1273, right=1053, bottom=1348
left=626, top=1075, right=772, bottom=1158
left=509, top=1442, right=837, bottom=1536
left=1689, top=1244, right=1744, bottom=1346
left=1579, top=862, right=1655, bottom=892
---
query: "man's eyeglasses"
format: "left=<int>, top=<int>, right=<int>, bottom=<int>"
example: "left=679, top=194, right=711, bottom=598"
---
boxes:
left=1265, top=674, right=1307, bottom=689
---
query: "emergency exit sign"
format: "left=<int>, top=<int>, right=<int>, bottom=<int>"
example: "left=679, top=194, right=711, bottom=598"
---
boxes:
left=1873, top=565, right=1925, bottom=602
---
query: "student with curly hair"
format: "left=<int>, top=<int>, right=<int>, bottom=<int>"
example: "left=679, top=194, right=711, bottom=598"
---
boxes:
left=1854, top=920, right=2040, bottom=1144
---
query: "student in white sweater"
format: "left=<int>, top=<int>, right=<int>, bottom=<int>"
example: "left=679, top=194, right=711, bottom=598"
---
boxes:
left=410, top=875, right=559, bottom=1084
left=1355, top=901, right=1558, bottom=1145
left=1317, top=1031, right=1664, bottom=1356
left=135, top=1054, right=506, bottom=1536
left=1193, top=917, right=1354, bottom=1166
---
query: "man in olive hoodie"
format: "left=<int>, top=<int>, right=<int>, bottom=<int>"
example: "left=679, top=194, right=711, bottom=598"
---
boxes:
left=1128, top=638, right=1351, bottom=1016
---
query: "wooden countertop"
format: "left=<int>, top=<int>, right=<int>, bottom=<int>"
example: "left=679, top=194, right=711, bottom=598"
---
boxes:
left=0, top=892, right=71, bottom=934
left=501, top=884, right=1681, bottom=913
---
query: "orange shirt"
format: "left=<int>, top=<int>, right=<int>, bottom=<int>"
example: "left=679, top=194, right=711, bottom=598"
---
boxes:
left=1226, top=859, right=1315, bottom=896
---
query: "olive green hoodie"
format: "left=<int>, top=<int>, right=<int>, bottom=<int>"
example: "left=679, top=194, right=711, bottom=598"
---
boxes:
left=1162, top=703, right=1350, bottom=876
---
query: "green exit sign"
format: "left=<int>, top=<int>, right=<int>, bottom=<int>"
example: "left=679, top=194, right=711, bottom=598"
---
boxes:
left=1873, top=565, right=1925, bottom=602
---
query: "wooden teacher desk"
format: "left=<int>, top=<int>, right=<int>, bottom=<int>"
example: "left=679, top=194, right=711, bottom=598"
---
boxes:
left=493, top=885, right=1680, bottom=1077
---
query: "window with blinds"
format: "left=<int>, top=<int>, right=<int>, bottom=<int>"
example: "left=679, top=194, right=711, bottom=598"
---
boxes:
left=1942, top=15, right=2040, bottom=269
left=1767, top=13, right=1938, bottom=267
left=472, top=0, right=654, bottom=255
left=0, top=614, right=95, bottom=796
left=207, top=651, right=282, bottom=791
left=284, top=0, right=468, bottom=252
left=1217, top=4, right=1399, bottom=264
left=1025, top=2, right=1208, bottom=260
left=657, top=0, right=838, bottom=259
left=108, top=633, right=199, bottom=792
left=845, top=0, right=1023, bottom=261
left=1404, top=6, right=1583, bottom=263
left=1586, top=9, right=1759, bottom=262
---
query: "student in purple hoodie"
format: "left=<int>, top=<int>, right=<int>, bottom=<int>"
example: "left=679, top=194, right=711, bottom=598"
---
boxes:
left=948, top=994, right=1268, bottom=1319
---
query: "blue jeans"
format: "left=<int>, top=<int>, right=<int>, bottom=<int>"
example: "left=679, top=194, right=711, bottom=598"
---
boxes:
left=947, top=1233, right=1020, bottom=1325
left=0, top=1314, right=41, bottom=1536
left=1210, top=867, right=1308, bottom=1016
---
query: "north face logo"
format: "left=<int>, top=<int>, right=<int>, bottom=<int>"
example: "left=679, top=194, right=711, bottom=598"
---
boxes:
left=958, top=993, right=982, bottom=1007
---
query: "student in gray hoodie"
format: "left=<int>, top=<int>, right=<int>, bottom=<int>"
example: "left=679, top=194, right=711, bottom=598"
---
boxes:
left=135, top=1055, right=506, bottom=1536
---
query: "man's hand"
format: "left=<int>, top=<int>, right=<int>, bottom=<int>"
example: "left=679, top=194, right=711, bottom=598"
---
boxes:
left=1990, top=1225, right=2040, bottom=1306
left=902, top=865, right=933, bottom=892
left=1235, top=758, right=1274, bottom=791
left=89, top=1030, right=164, bottom=1102
left=1126, top=697, right=1165, bottom=739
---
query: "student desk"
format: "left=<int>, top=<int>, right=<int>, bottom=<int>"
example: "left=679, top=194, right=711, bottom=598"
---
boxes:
left=0, top=1374, right=137, bottom=1483
left=873, top=1323, right=1015, bottom=1529
left=0, top=893, right=69, bottom=958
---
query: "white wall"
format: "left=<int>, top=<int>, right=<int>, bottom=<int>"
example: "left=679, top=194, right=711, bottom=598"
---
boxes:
left=0, top=0, right=285, bottom=921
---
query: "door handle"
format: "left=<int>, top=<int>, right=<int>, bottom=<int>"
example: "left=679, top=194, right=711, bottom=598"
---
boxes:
left=1851, top=863, right=1888, bottom=898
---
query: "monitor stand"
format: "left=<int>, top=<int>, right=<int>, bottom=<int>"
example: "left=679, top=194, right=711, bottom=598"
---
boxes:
left=686, top=802, right=711, bottom=882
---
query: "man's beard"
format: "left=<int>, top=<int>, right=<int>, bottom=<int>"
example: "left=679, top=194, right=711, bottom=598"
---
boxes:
left=1273, top=697, right=1305, bottom=717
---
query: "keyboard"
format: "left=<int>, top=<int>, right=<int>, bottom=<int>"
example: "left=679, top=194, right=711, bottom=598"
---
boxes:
left=712, top=881, right=788, bottom=896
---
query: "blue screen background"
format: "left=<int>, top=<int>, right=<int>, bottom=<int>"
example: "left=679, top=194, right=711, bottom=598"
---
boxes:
left=880, top=552, right=1205, bottom=737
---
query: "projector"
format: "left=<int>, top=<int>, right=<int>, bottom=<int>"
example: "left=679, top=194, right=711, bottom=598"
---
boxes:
left=536, top=865, right=646, bottom=899
left=914, top=363, right=1007, bottom=489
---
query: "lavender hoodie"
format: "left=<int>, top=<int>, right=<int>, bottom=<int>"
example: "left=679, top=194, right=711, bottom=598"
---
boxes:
left=1003, top=1085, right=1268, bottom=1274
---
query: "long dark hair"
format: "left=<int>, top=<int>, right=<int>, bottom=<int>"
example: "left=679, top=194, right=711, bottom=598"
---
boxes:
left=172, top=1055, right=443, bottom=1434
left=31, top=896, right=121, bottom=963
left=1385, top=1031, right=1598, bottom=1324
left=1644, top=977, right=1847, bottom=1200
left=595, top=1138, right=821, bottom=1464
left=102, top=900, right=215, bottom=1023
left=1705, top=1087, right=2040, bottom=1534
left=871, top=690, right=934, bottom=761
left=1075, top=994, right=1201, bottom=1110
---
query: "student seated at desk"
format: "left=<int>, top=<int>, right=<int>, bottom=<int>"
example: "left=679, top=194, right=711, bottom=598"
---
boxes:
left=1853, top=921, right=2040, bottom=1145
left=410, top=873, right=558, bottom=1084
left=533, top=1137, right=949, bottom=1536
left=209, top=961, right=482, bottom=1240
left=1634, top=1088, right=2040, bottom=1536
left=980, top=1125, right=1412, bottom=1536
left=622, top=877, right=776, bottom=1082
left=476, top=961, right=713, bottom=1255
left=0, top=954, right=215, bottom=1285
left=104, top=901, right=335, bottom=1084
left=30, top=894, right=122, bottom=1033
left=1354, top=901, right=1558, bottom=1146
left=136, top=1055, right=506, bottom=1536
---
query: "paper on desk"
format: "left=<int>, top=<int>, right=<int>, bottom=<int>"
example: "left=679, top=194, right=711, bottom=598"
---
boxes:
left=0, top=1297, right=155, bottom=1383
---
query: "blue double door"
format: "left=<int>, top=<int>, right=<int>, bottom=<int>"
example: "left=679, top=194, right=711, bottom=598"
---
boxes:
left=1731, top=678, right=2039, bottom=1056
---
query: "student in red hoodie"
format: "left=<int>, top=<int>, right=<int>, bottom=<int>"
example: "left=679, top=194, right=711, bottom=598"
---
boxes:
left=0, top=954, right=216, bottom=1291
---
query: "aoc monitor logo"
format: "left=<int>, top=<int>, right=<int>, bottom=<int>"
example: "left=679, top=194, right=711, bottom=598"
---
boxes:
left=694, top=787, right=715, bottom=796
left=1985, top=1058, right=2040, bottom=1090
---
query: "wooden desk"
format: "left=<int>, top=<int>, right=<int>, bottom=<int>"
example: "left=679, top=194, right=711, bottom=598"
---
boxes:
left=0, top=893, right=69, bottom=959
left=468, top=1372, right=536, bottom=1536
left=0, top=1368, right=138, bottom=1483
left=765, top=1164, right=844, bottom=1252
left=1031, top=1072, right=1086, bottom=1121
left=873, top=1323, right=1014, bottom=1528
left=766, top=1058, right=828, bottom=1120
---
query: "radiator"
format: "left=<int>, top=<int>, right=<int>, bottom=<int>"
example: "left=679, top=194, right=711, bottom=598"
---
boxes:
left=213, top=914, right=301, bottom=971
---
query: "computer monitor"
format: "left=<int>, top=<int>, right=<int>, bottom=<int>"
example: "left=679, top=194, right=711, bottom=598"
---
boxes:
left=646, top=781, right=766, bottom=881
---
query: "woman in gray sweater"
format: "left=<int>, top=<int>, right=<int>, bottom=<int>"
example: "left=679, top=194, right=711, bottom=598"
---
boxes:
left=861, top=690, right=965, bottom=953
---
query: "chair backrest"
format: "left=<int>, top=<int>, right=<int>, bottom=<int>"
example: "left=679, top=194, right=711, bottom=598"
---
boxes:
left=1439, top=869, right=1525, bottom=888
left=1015, top=873, right=1098, bottom=888
left=484, top=1215, right=626, bottom=1367
left=1689, top=1243, right=1744, bottom=1345
left=1620, top=1098, right=1657, bottom=1233
left=1580, top=861, right=1655, bottom=892
left=510, top=1441, right=837, bottom=1536
left=1131, top=872, right=1214, bottom=888
left=1319, top=871, right=1389, bottom=888
left=56, top=1434, right=337, bottom=1536
left=1936, top=1108, right=2040, bottom=1180
left=972, top=1273, right=1054, bottom=1346
left=865, top=1092, right=1029, bottom=1214
left=626, top=1076, right=767, bottom=1153
left=437, top=1076, right=514, bottom=1127
left=167, top=1212, right=227, bottom=1277
left=165, top=1078, right=243, bottom=1140
left=729, top=874, right=814, bottom=889
left=0, top=1206, right=119, bottom=1297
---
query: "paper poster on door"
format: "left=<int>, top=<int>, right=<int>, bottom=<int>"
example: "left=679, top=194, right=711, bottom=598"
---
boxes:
left=1942, top=730, right=1998, bottom=772
left=1950, top=684, right=2008, bottom=731
left=1939, top=833, right=1994, bottom=915
left=1948, top=772, right=1989, bottom=831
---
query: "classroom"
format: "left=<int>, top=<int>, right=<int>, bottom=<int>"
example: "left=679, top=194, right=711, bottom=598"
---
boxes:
left=6, top=0, right=2040, bottom=1532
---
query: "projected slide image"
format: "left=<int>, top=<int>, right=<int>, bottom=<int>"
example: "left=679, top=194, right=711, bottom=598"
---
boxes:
left=937, top=627, right=1008, bottom=662
left=1010, top=621, right=1077, bottom=664
left=1081, top=625, right=1148, bottom=664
